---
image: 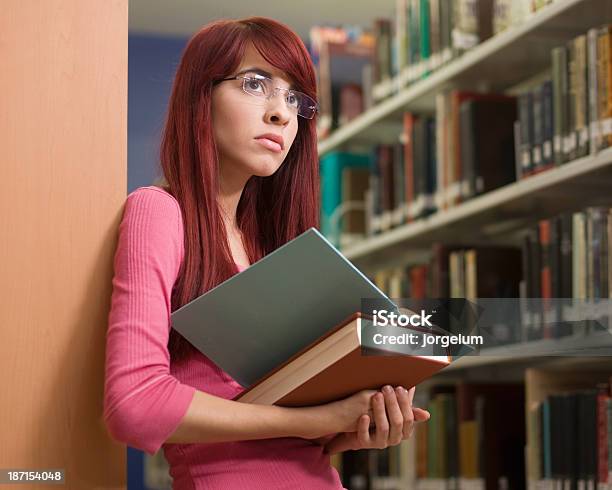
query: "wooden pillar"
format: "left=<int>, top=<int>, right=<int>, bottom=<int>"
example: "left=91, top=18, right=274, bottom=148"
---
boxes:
left=0, top=1, right=128, bottom=488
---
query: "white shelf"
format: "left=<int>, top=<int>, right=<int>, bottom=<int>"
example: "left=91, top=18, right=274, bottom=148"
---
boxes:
left=440, top=329, right=612, bottom=373
left=342, top=147, right=612, bottom=271
left=317, top=0, right=612, bottom=156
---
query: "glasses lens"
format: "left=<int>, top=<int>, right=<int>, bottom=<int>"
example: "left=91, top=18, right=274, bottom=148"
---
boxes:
left=242, top=76, right=318, bottom=119
left=295, top=92, right=318, bottom=119
left=243, top=76, right=272, bottom=97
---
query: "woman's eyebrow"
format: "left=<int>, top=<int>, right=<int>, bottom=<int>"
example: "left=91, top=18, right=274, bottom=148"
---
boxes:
left=235, top=67, right=295, bottom=89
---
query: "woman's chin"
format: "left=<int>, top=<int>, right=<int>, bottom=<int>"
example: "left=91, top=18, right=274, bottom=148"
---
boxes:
left=250, top=161, right=283, bottom=177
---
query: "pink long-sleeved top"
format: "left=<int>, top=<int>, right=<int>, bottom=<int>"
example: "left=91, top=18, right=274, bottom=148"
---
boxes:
left=103, top=186, right=345, bottom=489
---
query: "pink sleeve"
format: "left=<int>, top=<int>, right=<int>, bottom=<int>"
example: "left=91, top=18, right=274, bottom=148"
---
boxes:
left=103, top=186, right=196, bottom=456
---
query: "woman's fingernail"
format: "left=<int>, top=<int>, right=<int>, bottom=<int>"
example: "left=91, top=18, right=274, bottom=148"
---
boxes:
left=383, top=385, right=392, bottom=393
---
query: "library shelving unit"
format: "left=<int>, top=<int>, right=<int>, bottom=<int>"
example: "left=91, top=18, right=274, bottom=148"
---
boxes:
left=318, top=0, right=610, bottom=157
left=317, top=0, right=612, bottom=489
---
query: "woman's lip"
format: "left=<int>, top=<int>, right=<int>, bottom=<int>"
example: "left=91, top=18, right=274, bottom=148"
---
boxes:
left=255, top=137, right=282, bottom=153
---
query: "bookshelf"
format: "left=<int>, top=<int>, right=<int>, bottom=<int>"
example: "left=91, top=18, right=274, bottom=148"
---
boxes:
left=441, top=329, right=612, bottom=373
left=316, top=0, right=612, bottom=489
left=317, top=0, right=611, bottom=156
left=344, top=146, right=612, bottom=271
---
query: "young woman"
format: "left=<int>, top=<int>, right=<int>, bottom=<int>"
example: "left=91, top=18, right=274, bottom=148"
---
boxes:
left=103, top=16, right=430, bottom=489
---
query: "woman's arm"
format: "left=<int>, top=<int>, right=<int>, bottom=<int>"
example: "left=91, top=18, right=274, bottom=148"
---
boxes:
left=165, top=385, right=429, bottom=451
left=164, top=386, right=382, bottom=444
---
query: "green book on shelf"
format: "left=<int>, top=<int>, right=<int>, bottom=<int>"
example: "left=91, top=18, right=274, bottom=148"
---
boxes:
left=419, top=0, right=431, bottom=77
left=320, top=151, right=370, bottom=247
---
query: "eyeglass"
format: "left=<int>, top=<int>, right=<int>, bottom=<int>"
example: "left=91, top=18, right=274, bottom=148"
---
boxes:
left=215, top=73, right=319, bottom=120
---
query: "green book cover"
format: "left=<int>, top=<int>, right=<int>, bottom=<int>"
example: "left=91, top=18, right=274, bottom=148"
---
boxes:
left=419, top=0, right=431, bottom=77
left=320, top=152, right=370, bottom=246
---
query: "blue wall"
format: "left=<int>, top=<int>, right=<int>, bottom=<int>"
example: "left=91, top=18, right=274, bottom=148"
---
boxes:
left=127, top=33, right=188, bottom=490
left=128, top=34, right=188, bottom=193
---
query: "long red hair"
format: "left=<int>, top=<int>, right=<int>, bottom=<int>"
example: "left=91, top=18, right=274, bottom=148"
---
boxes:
left=158, top=17, right=320, bottom=361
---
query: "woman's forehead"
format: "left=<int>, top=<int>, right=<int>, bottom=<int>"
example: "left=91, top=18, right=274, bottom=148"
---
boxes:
left=238, top=44, right=293, bottom=86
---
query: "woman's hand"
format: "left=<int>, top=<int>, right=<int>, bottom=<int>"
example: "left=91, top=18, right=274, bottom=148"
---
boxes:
left=317, top=385, right=430, bottom=455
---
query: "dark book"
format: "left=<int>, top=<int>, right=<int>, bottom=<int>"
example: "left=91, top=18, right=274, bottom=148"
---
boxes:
left=542, top=80, right=555, bottom=168
left=450, top=91, right=515, bottom=204
left=597, top=386, right=611, bottom=486
left=551, top=215, right=573, bottom=338
left=413, top=117, right=429, bottom=219
left=392, top=141, right=406, bottom=227
left=378, top=144, right=395, bottom=218
left=468, top=246, right=522, bottom=297
left=559, top=213, right=574, bottom=299
left=562, top=393, right=579, bottom=489
left=523, top=227, right=543, bottom=340
left=586, top=207, right=609, bottom=301
left=532, top=85, right=544, bottom=171
left=368, top=146, right=382, bottom=235
left=549, top=394, right=564, bottom=486
left=457, top=383, right=526, bottom=490
left=518, top=92, right=534, bottom=176
left=342, top=450, right=370, bottom=490
left=539, top=219, right=553, bottom=339
left=458, top=96, right=517, bottom=200
left=426, top=117, right=437, bottom=216
left=376, top=145, right=395, bottom=233
left=552, top=46, right=569, bottom=165
left=403, top=112, right=418, bottom=222
left=578, top=390, right=598, bottom=489
left=567, top=38, right=576, bottom=161
left=574, top=35, right=589, bottom=159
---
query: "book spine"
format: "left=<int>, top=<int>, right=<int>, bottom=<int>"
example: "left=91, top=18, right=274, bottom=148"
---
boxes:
left=403, top=113, right=416, bottom=221
left=575, top=35, right=589, bottom=159
left=533, top=84, right=544, bottom=171
left=420, top=0, right=431, bottom=77
left=552, top=46, right=569, bottom=165
left=519, top=92, right=534, bottom=175
left=567, top=38, right=578, bottom=161
left=542, top=80, right=554, bottom=167
left=588, top=28, right=601, bottom=155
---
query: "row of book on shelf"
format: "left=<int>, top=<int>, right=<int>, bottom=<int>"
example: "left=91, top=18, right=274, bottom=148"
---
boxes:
left=357, top=205, right=612, bottom=345
left=336, top=369, right=612, bottom=490
left=371, top=0, right=546, bottom=101
left=319, top=23, right=612, bottom=247
left=311, top=0, right=564, bottom=138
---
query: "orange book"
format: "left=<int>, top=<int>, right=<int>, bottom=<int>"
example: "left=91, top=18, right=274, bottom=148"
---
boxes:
left=234, top=312, right=451, bottom=407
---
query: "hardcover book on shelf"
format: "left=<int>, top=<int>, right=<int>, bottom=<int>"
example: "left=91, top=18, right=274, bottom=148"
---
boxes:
left=458, top=95, right=517, bottom=199
left=170, top=227, right=452, bottom=407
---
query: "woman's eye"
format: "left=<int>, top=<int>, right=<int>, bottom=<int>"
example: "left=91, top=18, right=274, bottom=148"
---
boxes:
left=286, top=93, right=299, bottom=108
left=246, top=79, right=265, bottom=93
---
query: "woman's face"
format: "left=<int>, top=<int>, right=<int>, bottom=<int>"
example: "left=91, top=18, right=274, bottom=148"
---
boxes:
left=211, top=43, right=299, bottom=181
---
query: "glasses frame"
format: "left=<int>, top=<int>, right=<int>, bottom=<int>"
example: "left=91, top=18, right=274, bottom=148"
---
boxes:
left=215, top=74, right=319, bottom=120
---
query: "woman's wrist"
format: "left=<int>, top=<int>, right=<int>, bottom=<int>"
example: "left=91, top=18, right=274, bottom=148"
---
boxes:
left=288, top=405, right=332, bottom=439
